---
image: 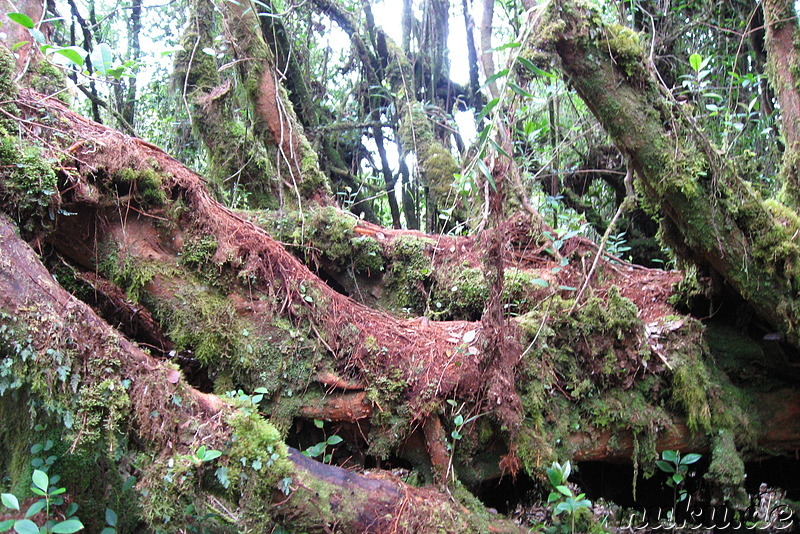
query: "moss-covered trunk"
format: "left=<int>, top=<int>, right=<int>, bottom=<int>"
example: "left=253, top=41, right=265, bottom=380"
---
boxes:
left=538, top=0, right=800, bottom=348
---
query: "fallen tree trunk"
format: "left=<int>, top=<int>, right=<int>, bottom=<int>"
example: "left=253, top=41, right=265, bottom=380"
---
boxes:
left=0, top=213, right=525, bottom=533
left=3, top=62, right=800, bottom=528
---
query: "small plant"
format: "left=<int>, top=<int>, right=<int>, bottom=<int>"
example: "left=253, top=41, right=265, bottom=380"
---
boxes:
left=100, top=508, right=117, bottom=534
left=0, top=469, right=84, bottom=533
left=302, top=420, right=343, bottom=463
left=192, top=445, right=223, bottom=465
left=546, top=460, right=591, bottom=534
left=656, top=449, right=701, bottom=504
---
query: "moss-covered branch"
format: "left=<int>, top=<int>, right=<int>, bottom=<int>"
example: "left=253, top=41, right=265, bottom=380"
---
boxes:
left=538, top=0, right=800, bottom=347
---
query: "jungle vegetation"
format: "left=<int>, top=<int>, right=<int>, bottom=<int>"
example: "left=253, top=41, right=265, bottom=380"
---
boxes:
left=1, top=0, right=800, bottom=531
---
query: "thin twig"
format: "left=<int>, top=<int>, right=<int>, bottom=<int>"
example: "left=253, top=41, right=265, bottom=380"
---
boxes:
left=570, top=159, right=635, bottom=314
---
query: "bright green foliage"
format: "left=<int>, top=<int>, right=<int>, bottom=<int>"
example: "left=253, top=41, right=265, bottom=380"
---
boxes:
left=0, top=470, right=85, bottom=533
left=655, top=449, right=701, bottom=504
left=545, top=461, right=592, bottom=534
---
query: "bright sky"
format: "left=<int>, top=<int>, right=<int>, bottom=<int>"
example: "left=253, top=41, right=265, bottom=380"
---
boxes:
left=373, top=0, right=477, bottom=87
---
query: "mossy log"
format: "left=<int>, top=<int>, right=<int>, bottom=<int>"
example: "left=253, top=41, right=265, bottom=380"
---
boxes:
left=0, top=213, right=526, bottom=533
left=4, top=75, right=800, bottom=527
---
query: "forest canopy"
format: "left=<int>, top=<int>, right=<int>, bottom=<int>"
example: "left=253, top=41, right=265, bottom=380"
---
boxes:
left=1, top=0, right=800, bottom=532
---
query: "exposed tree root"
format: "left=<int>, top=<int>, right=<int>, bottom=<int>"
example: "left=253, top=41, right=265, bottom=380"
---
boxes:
left=0, top=213, right=527, bottom=533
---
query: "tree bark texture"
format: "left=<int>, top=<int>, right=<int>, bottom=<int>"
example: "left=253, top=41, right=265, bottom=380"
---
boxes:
left=538, top=0, right=800, bottom=348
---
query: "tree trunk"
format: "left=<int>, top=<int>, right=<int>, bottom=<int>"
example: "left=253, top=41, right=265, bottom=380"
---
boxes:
left=537, top=0, right=800, bottom=348
left=763, top=0, right=800, bottom=208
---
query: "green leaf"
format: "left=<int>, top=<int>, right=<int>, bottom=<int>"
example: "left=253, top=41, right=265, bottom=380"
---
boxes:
left=202, top=450, right=222, bottom=462
left=487, top=137, right=511, bottom=159
left=30, top=443, right=43, bottom=454
left=546, top=467, right=562, bottom=487
left=65, top=503, right=78, bottom=518
left=105, top=508, right=117, bottom=527
left=672, top=473, right=684, bottom=484
left=90, top=43, right=114, bottom=76
left=508, top=82, right=534, bottom=98
left=100, top=529, right=117, bottom=534
left=52, top=46, right=87, bottom=66
left=661, top=450, right=679, bottom=463
left=476, top=97, right=500, bottom=123
left=655, top=460, right=675, bottom=473
left=29, top=28, right=45, bottom=44
left=481, top=69, right=508, bottom=90
left=491, top=41, right=521, bottom=52
left=556, top=485, right=572, bottom=497
left=121, top=476, right=136, bottom=492
left=0, top=519, right=15, bottom=532
left=313, top=419, right=324, bottom=429
left=196, top=445, right=207, bottom=460
left=531, top=278, right=549, bottom=288
left=689, top=53, right=702, bottom=73
left=12, top=520, right=39, bottom=534
left=326, top=435, right=343, bottom=445
left=475, top=159, right=496, bottom=191
left=51, top=518, right=84, bottom=533
left=453, top=414, right=464, bottom=426
left=518, top=57, right=555, bottom=78
left=680, top=453, right=701, bottom=465
left=11, top=41, right=29, bottom=51
left=24, top=500, right=45, bottom=518
left=7, top=13, right=35, bottom=29
left=562, top=461, right=571, bottom=479
left=31, top=470, right=48, bottom=492
left=1, top=494, right=19, bottom=511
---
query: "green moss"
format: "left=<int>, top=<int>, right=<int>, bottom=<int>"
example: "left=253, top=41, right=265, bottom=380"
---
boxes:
left=259, top=207, right=385, bottom=277
left=0, top=137, right=58, bottom=234
left=705, top=429, right=748, bottom=507
left=181, top=235, right=218, bottom=266
left=99, top=246, right=163, bottom=303
left=29, top=61, right=68, bottom=103
left=164, top=287, right=243, bottom=365
left=113, top=167, right=167, bottom=207
left=430, top=266, right=488, bottom=320
left=227, top=411, right=291, bottom=492
left=668, top=320, right=754, bottom=439
left=0, top=46, right=17, bottom=98
left=604, top=24, right=647, bottom=79
left=384, top=235, right=434, bottom=313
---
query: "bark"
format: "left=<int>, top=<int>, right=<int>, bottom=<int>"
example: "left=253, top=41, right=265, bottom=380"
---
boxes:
left=763, top=0, right=800, bottom=208
left=462, top=0, right=481, bottom=102
left=538, top=0, right=800, bottom=348
left=219, top=0, right=331, bottom=201
left=5, top=20, right=800, bottom=525
left=0, top=212, right=529, bottom=534
left=480, top=0, right=498, bottom=99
